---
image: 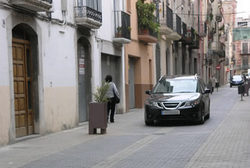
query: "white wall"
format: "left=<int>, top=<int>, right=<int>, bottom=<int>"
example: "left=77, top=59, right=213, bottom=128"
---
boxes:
left=0, top=8, right=11, bottom=146
left=0, top=9, right=10, bottom=86
left=97, top=0, right=114, bottom=42
left=40, top=22, right=76, bottom=87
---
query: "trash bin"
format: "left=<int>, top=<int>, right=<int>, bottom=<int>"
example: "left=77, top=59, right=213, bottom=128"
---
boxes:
left=238, top=85, right=244, bottom=94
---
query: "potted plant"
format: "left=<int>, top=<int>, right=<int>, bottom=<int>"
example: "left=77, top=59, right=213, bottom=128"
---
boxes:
left=127, top=26, right=132, bottom=32
left=89, top=82, right=109, bottom=134
left=136, top=0, right=159, bottom=35
left=116, top=26, right=122, bottom=37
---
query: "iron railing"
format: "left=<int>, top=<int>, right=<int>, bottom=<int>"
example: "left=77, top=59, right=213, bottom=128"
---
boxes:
left=114, top=11, right=131, bottom=40
left=41, top=0, right=52, bottom=3
left=182, top=22, right=187, bottom=38
left=166, top=6, right=173, bottom=30
left=75, top=6, right=102, bottom=23
left=175, top=14, right=181, bottom=35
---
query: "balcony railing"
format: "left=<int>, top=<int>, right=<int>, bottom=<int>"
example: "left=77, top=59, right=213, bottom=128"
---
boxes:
left=75, top=6, right=102, bottom=29
left=10, top=0, right=52, bottom=12
left=113, top=11, right=131, bottom=44
left=166, top=6, right=173, bottom=30
left=138, top=28, right=158, bottom=43
left=182, top=22, right=187, bottom=38
left=174, top=14, right=181, bottom=35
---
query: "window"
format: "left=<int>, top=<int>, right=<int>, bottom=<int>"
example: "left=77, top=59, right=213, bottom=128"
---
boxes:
left=86, top=0, right=102, bottom=11
left=242, top=42, right=248, bottom=54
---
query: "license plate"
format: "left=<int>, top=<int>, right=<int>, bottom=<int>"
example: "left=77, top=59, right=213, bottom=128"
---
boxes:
left=161, top=110, right=180, bottom=115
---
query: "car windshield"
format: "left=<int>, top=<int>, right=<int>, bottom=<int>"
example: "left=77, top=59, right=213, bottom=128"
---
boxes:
left=153, top=79, right=197, bottom=93
left=233, top=75, right=242, bottom=81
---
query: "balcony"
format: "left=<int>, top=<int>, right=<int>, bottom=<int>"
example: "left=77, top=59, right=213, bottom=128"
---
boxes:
left=168, top=14, right=181, bottom=41
left=113, top=11, right=131, bottom=44
left=159, top=6, right=173, bottom=35
left=211, top=41, right=225, bottom=58
left=180, top=22, right=187, bottom=42
left=138, top=28, right=158, bottom=43
left=136, top=0, right=158, bottom=43
left=75, top=6, right=102, bottom=29
left=186, top=27, right=195, bottom=45
left=10, top=0, right=52, bottom=12
left=190, top=28, right=200, bottom=49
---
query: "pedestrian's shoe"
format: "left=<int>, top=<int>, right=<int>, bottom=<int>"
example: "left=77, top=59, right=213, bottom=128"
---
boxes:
left=110, top=119, right=114, bottom=123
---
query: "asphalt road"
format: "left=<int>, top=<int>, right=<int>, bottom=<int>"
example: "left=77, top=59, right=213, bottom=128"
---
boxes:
left=1, top=84, right=250, bottom=168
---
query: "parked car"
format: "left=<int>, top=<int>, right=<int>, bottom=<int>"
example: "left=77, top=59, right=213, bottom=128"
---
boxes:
left=230, top=75, right=244, bottom=87
left=144, top=75, right=210, bottom=125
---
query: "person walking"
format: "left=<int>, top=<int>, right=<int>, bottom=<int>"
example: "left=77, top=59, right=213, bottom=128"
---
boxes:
left=105, top=75, right=119, bottom=123
left=211, top=76, right=216, bottom=93
left=212, top=75, right=218, bottom=92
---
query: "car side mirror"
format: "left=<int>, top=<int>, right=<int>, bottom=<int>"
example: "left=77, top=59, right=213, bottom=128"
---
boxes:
left=145, top=90, right=152, bottom=95
left=204, top=89, right=210, bottom=94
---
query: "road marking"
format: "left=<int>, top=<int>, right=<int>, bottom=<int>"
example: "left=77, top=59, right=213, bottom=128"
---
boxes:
left=91, top=128, right=173, bottom=168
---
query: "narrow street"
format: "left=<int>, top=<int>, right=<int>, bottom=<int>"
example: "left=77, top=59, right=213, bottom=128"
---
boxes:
left=1, top=84, right=250, bottom=168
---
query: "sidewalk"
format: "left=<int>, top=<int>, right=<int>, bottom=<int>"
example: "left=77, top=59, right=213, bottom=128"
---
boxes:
left=0, top=109, right=144, bottom=168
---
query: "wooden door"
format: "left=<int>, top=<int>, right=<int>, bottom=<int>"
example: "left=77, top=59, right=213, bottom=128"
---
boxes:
left=13, top=39, right=34, bottom=138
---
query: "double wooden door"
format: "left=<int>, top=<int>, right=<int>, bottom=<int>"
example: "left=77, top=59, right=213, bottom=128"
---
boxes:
left=12, top=38, right=34, bottom=138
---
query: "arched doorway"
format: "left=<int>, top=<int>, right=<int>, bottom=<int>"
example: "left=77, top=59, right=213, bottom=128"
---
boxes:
left=77, top=37, right=92, bottom=122
left=12, top=24, right=38, bottom=138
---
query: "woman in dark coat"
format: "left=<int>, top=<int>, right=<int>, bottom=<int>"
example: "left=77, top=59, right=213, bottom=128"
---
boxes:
left=105, top=75, right=119, bottom=123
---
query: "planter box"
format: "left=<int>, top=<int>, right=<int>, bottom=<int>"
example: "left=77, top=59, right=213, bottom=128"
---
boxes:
left=89, top=102, right=107, bottom=134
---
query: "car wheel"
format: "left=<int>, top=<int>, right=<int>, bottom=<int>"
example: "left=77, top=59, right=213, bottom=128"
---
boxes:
left=206, top=104, right=210, bottom=120
left=206, top=113, right=210, bottom=119
left=198, top=107, right=205, bottom=124
left=145, top=120, right=154, bottom=126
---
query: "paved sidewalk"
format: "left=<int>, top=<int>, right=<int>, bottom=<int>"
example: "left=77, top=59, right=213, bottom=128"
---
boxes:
left=0, top=109, right=145, bottom=168
left=185, top=89, right=250, bottom=168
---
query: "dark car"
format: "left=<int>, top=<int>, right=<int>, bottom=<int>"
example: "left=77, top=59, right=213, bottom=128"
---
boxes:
left=230, top=75, right=244, bottom=87
left=144, top=75, right=210, bottom=125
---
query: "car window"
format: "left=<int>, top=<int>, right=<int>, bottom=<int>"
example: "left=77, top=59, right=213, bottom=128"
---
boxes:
left=153, top=79, right=197, bottom=93
left=233, top=75, right=242, bottom=80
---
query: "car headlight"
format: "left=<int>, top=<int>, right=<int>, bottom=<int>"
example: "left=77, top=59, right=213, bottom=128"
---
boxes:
left=185, top=99, right=200, bottom=107
left=145, top=101, right=163, bottom=109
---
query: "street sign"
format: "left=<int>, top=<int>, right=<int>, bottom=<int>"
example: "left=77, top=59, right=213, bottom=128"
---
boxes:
left=216, top=65, right=221, bottom=70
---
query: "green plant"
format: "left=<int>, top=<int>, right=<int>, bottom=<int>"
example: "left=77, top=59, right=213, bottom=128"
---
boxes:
left=127, top=26, right=131, bottom=32
left=93, top=82, right=109, bottom=103
left=117, top=26, right=122, bottom=33
left=136, top=0, right=159, bottom=33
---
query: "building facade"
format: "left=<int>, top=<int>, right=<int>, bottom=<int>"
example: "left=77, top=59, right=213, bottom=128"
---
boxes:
left=233, top=17, right=250, bottom=75
left=124, top=0, right=156, bottom=110
left=0, top=0, right=132, bottom=146
left=0, top=0, right=80, bottom=145
left=222, top=0, right=237, bottom=82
